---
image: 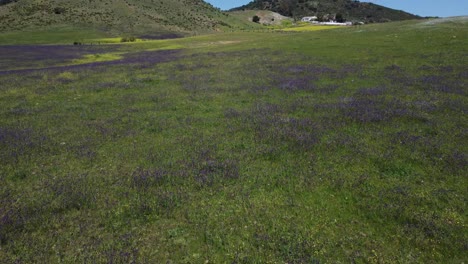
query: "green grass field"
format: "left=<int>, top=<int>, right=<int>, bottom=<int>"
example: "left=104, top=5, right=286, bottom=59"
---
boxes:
left=0, top=18, right=467, bottom=263
left=280, top=24, right=342, bottom=32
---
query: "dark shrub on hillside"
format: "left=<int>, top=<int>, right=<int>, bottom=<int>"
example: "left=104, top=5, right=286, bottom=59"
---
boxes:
left=252, top=15, right=260, bottom=23
left=53, top=7, right=66, bottom=14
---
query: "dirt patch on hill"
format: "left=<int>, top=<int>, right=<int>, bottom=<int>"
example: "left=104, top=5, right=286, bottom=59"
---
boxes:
left=254, top=11, right=292, bottom=25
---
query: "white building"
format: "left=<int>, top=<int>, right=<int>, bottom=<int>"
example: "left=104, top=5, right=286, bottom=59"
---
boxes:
left=301, top=16, right=318, bottom=22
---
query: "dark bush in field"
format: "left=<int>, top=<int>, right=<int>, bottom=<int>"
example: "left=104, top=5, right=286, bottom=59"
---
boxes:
left=120, top=36, right=136, bottom=43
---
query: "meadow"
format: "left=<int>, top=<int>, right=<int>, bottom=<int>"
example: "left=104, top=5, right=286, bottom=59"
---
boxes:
left=0, top=19, right=467, bottom=263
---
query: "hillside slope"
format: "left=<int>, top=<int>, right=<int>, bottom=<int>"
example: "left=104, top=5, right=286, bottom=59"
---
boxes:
left=0, top=0, right=260, bottom=34
left=232, top=0, right=420, bottom=23
left=229, top=10, right=292, bottom=26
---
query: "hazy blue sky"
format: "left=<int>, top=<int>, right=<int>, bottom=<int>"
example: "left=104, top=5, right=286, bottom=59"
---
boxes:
left=205, top=0, right=468, bottom=17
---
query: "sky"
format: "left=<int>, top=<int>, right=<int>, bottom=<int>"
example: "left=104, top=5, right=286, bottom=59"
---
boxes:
left=204, top=0, right=468, bottom=18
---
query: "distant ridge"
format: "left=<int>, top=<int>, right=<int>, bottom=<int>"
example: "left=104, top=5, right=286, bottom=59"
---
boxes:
left=0, top=0, right=259, bottom=34
left=231, top=0, right=421, bottom=23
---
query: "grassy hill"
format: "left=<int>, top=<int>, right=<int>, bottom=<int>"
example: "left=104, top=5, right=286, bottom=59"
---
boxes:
left=0, top=0, right=261, bottom=36
left=0, top=17, right=467, bottom=262
left=232, top=0, right=421, bottom=23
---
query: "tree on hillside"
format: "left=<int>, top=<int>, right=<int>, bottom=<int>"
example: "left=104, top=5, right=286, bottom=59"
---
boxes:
left=252, top=15, right=260, bottom=23
left=278, top=0, right=298, bottom=17
left=336, top=13, right=345, bottom=23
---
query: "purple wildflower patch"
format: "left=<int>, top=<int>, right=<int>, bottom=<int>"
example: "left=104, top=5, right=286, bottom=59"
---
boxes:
left=341, top=87, right=422, bottom=123
left=131, top=167, right=168, bottom=189
left=0, top=48, right=181, bottom=75
left=0, top=44, right=121, bottom=71
left=243, top=103, right=321, bottom=151
left=0, top=127, right=48, bottom=164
